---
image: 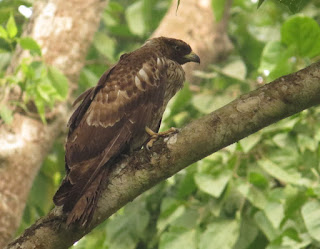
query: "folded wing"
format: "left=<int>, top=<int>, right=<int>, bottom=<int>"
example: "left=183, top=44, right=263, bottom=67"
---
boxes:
left=53, top=52, right=167, bottom=226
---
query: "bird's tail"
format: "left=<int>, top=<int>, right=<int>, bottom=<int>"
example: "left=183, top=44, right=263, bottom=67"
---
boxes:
left=53, top=166, right=109, bottom=227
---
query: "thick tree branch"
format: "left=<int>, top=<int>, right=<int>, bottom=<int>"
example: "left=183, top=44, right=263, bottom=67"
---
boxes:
left=6, top=61, right=320, bottom=249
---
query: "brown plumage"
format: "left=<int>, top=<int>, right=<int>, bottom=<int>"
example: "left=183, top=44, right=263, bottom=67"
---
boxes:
left=53, top=37, right=200, bottom=226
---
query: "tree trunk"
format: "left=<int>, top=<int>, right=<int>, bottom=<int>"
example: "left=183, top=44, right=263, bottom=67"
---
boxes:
left=0, top=0, right=107, bottom=247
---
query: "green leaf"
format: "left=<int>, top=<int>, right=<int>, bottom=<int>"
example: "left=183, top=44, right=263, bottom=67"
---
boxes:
left=171, top=111, right=189, bottom=127
left=221, top=59, right=247, bottom=81
left=212, top=0, right=226, bottom=22
left=81, top=68, right=99, bottom=87
left=142, top=0, right=159, bottom=32
left=194, top=170, right=232, bottom=198
left=6, top=14, right=17, bottom=39
left=159, top=197, right=182, bottom=219
left=106, top=201, right=150, bottom=249
left=199, top=219, right=240, bottom=249
left=272, top=235, right=311, bottom=249
left=301, top=201, right=320, bottom=243
left=170, top=208, right=199, bottom=230
left=20, top=58, right=35, bottom=79
left=159, top=229, right=196, bottom=249
left=107, top=2, right=124, bottom=13
left=27, top=172, right=55, bottom=214
left=263, top=116, right=299, bottom=134
left=237, top=183, right=267, bottom=209
left=263, top=201, right=284, bottom=229
left=0, top=26, right=8, bottom=40
left=272, top=133, right=289, bottom=148
left=0, top=104, right=13, bottom=124
left=169, top=83, right=192, bottom=116
left=249, top=172, right=269, bottom=189
left=18, top=37, right=42, bottom=55
left=268, top=146, right=299, bottom=169
left=176, top=168, right=197, bottom=199
left=281, top=15, right=320, bottom=58
left=284, top=185, right=307, bottom=218
left=192, top=93, right=233, bottom=114
left=297, top=134, right=318, bottom=152
left=276, top=0, right=307, bottom=13
left=107, top=230, right=137, bottom=249
left=93, top=32, right=116, bottom=61
left=192, top=94, right=216, bottom=114
left=37, top=83, right=55, bottom=103
left=102, top=2, right=124, bottom=27
left=240, top=133, right=261, bottom=153
left=0, top=52, right=11, bottom=71
left=254, top=211, right=279, bottom=241
left=47, top=66, right=69, bottom=100
left=125, top=1, right=146, bottom=36
left=258, top=159, right=309, bottom=186
left=157, top=198, right=185, bottom=233
left=34, top=95, right=46, bottom=124
left=109, top=25, right=133, bottom=38
left=259, top=41, right=285, bottom=71
left=233, top=216, right=259, bottom=249
left=232, top=21, right=264, bottom=73
left=176, top=0, right=181, bottom=13
left=258, top=41, right=295, bottom=81
left=257, top=0, right=265, bottom=8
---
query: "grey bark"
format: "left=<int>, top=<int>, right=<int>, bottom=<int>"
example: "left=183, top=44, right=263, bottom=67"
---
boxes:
left=5, top=61, right=320, bottom=249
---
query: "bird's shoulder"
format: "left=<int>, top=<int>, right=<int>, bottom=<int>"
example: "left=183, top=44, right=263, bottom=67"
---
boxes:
left=66, top=46, right=170, bottom=137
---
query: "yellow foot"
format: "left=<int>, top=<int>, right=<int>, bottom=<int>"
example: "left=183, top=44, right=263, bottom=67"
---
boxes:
left=145, top=127, right=178, bottom=150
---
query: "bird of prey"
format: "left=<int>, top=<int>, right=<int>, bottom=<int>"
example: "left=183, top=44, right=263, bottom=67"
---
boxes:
left=53, top=37, right=200, bottom=226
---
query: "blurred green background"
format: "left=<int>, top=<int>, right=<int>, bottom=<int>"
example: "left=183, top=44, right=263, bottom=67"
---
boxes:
left=1, top=0, right=320, bottom=248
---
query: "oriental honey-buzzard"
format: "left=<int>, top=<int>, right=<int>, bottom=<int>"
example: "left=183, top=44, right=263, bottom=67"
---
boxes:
left=53, top=37, right=200, bottom=226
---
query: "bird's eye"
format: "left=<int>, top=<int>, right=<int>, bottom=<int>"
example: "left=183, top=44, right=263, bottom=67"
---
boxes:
left=174, top=45, right=181, bottom=51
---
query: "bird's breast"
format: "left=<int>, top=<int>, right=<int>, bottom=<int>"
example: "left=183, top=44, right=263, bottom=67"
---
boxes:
left=163, top=59, right=185, bottom=105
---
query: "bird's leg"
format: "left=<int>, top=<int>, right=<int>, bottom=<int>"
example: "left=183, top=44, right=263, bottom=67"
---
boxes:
left=145, top=126, right=178, bottom=149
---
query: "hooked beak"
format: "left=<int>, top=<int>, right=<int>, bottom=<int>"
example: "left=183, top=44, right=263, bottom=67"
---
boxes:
left=183, top=51, right=200, bottom=64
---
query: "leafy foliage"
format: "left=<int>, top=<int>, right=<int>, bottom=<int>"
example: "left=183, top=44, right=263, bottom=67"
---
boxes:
left=257, top=0, right=310, bottom=13
left=5, top=0, right=320, bottom=248
left=0, top=9, right=69, bottom=123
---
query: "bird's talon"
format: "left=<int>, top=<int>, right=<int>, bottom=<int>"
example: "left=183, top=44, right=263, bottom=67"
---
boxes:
left=145, top=126, right=157, bottom=136
left=146, top=139, right=155, bottom=150
left=168, top=127, right=179, bottom=134
left=145, top=127, right=179, bottom=150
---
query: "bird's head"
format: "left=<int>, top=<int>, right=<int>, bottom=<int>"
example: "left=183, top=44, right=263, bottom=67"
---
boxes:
left=149, top=37, right=200, bottom=65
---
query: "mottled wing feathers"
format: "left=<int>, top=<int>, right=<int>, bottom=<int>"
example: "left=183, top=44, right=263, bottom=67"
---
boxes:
left=66, top=54, right=166, bottom=164
left=67, top=87, right=94, bottom=133
left=67, top=66, right=116, bottom=132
